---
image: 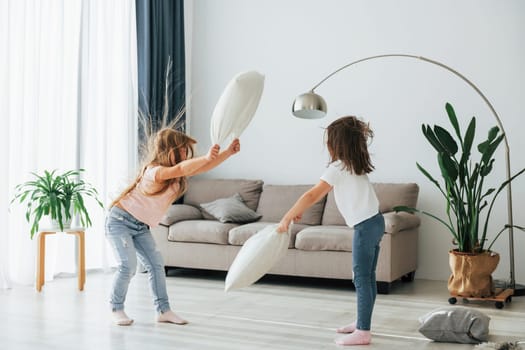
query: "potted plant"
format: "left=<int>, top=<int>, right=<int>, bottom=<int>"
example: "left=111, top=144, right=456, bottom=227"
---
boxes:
left=11, top=169, right=104, bottom=239
left=394, top=102, right=525, bottom=297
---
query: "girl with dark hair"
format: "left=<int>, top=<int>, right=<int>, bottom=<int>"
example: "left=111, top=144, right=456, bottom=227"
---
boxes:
left=277, top=116, right=384, bottom=346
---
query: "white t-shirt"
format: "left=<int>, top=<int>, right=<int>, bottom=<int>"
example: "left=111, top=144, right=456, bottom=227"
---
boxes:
left=320, top=160, right=379, bottom=227
left=119, top=166, right=180, bottom=227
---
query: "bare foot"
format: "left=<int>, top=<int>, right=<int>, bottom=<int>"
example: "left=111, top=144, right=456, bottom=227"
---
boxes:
left=112, top=310, right=134, bottom=326
left=157, top=310, right=188, bottom=325
left=336, top=321, right=356, bottom=334
left=335, top=329, right=371, bottom=346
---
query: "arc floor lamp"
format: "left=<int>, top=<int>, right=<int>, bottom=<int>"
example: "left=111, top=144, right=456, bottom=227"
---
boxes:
left=292, top=53, right=523, bottom=296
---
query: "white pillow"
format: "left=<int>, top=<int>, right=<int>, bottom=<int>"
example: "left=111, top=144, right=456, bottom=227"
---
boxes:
left=225, top=224, right=289, bottom=292
left=210, top=70, right=265, bottom=145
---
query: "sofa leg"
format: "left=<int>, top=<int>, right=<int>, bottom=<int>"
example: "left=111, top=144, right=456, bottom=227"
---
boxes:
left=401, top=271, right=415, bottom=282
left=377, top=282, right=391, bottom=294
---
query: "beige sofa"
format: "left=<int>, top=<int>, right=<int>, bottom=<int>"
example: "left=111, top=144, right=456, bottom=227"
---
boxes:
left=151, top=178, right=420, bottom=294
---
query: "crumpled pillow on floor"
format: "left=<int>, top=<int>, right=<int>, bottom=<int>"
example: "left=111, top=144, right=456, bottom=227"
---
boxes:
left=418, top=306, right=490, bottom=344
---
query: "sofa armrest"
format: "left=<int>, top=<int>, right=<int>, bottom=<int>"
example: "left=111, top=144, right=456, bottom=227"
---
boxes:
left=159, top=204, right=203, bottom=226
left=383, top=211, right=420, bottom=234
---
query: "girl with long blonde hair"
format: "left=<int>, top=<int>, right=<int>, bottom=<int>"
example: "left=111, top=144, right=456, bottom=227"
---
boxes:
left=106, top=127, right=240, bottom=326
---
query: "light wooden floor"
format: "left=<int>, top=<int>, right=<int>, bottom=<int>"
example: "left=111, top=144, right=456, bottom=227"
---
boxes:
left=0, top=269, right=524, bottom=350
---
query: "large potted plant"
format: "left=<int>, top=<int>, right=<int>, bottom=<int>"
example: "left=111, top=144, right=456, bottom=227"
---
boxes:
left=395, top=102, right=525, bottom=297
left=11, top=169, right=104, bottom=239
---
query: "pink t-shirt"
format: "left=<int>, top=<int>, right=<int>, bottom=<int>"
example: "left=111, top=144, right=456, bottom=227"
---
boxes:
left=119, top=166, right=180, bottom=227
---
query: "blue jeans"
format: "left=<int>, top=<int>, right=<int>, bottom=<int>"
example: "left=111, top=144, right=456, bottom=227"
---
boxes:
left=105, top=206, right=170, bottom=313
left=352, top=212, right=385, bottom=331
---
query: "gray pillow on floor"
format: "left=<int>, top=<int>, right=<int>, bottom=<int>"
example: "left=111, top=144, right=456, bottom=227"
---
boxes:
left=418, top=306, right=490, bottom=344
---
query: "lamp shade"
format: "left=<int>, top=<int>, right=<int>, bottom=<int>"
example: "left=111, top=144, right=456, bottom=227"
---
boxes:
left=292, top=92, right=327, bottom=119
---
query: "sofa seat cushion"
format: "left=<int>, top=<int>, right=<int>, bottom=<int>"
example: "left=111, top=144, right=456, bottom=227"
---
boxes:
left=295, top=225, right=354, bottom=252
left=228, top=222, right=308, bottom=248
left=168, top=220, right=238, bottom=245
left=256, top=185, right=326, bottom=225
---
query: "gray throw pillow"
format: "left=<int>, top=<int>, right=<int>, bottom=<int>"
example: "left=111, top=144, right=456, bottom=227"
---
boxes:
left=418, top=306, right=490, bottom=344
left=159, top=204, right=203, bottom=226
left=200, top=193, right=262, bottom=224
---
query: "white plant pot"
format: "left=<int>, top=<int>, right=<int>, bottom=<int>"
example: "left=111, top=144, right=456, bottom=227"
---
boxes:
left=49, top=217, right=73, bottom=230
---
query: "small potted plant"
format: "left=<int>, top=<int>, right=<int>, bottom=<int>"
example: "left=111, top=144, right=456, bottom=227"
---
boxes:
left=11, top=169, right=104, bottom=239
left=394, top=102, right=525, bottom=298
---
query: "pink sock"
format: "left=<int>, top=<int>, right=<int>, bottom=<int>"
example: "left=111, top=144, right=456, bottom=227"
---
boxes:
left=335, top=329, right=371, bottom=346
left=336, top=321, right=356, bottom=334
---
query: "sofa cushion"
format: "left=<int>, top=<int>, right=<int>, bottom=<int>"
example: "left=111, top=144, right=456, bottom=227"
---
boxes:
left=295, top=226, right=354, bottom=252
left=321, top=191, right=345, bottom=226
left=228, top=222, right=308, bottom=248
left=321, top=183, right=420, bottom=225
left=168, top=220, right=238, bottom=245
left=256, top=185, right=326, bottom=225
left=160, top=204, right=203, bottom=226
left=200, top=193, right=262, bottom=223
left=184, top=178, right=264, bottom=216
left=373, top=183, right=419, bottom=213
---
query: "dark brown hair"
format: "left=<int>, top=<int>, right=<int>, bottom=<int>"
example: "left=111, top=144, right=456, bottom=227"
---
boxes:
left=111, top=128, right=196, bottom=207
left=325, top=116, right=374, bottom=175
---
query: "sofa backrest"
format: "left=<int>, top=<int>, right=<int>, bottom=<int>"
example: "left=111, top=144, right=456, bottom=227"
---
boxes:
left=184, top=178, right=264, bottom=213
left=321, top=182, right=419, bottom=226
left=374, top=183, right=419, bottom=212
left=256, top=184, right=326, bottom=226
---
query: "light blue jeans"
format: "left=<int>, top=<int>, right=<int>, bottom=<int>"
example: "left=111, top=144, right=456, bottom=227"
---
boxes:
left=105, top=206, right=170, bottom=313
left=352, top=212, right=385, bottom=331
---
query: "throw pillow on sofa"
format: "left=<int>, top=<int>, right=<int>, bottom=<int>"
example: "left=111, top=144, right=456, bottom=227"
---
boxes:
left=200, top=193, right=262, bottom=224
left=159, top=204, right=203, bottom=226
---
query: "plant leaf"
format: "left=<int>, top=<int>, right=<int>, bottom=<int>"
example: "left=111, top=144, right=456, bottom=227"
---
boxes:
left=434, top=125, right=458, bottom=156
left=438, top=152, right=458, bottom=182
left=422, top=125, right=447, bottom=154
left=445, top=102, right=461, bottom=141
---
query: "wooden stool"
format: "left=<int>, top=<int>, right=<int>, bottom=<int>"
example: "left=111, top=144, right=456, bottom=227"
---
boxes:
left=36, top=228, right=85, bottom=292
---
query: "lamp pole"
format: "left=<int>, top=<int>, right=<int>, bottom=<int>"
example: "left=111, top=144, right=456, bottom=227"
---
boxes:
left=293, top=54, right=521, bottom=295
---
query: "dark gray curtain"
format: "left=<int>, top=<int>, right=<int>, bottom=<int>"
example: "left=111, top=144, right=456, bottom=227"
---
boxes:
left=136, top=0, right=185, bottom=142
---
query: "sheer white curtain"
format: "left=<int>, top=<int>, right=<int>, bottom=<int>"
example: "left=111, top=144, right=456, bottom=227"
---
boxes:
left=78, top=0, right=138, bottom=272
left=0, top=0, right=9, bottom=289
left=1, top=0, right=137, bottom=289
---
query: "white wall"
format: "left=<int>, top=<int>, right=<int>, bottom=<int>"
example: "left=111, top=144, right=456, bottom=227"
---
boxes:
left=187, top=0, right=525, bottom=283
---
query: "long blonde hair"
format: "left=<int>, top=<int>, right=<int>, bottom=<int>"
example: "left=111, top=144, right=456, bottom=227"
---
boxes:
left=111, top=128, right=196, bottom=207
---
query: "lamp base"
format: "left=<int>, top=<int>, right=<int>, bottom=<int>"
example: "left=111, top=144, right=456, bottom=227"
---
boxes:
left=494, top=279, right=525, bottom=296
